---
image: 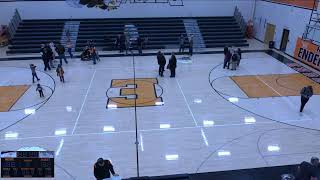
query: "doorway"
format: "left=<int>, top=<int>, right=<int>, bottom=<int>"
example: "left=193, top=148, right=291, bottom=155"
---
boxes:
left=264, top=23, right=276, bottom=44
left=280, top=29, right=290, bottom=51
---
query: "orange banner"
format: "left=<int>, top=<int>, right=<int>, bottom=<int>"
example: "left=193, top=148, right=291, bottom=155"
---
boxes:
left=271, top=0, right=317, bottom=9
left=294, top=38, right=320, bottom=71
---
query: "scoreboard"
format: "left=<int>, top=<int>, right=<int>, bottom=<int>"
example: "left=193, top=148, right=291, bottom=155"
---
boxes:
left=1, top=151, right=54, bottom=178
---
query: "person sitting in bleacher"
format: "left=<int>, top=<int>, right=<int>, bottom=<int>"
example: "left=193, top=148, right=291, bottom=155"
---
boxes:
left=296, top=157, right=319, bottom=180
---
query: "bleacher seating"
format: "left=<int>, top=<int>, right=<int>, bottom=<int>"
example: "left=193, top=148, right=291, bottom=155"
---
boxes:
left=197, top=17, right=249, bottom=48
left=76, top=18, right=189, bottom=52
left=7, top=20, right=65, bottom=54
left=6, top=17, right=248, bottom=55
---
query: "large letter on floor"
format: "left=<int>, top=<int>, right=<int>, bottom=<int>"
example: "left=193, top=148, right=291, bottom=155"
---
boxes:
left=107, top=78, right=163, bottom=108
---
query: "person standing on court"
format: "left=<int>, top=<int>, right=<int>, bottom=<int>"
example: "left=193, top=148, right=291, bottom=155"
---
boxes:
left=168, top=52, right=177, bottom=78
left=56, top=64, right=65, bottom=83
left=94, top=158, right=119, bottom=180
left=189, top=34, right=194, bottom=56
left=66, top=40, right=73, bottom=59
left=30, top=64, right=40, bottom=83
left=56, top=43, right=68, bottom=65
left=36, top=84, right=44, bottom=98
left=300, top=86, right=313, bottom=112
left=157, top=51, right=166, bottom=77
left=179, top=34, right=185, bottom=53
left=42, top=48, right=51, bottom=71
left=137, top=36, right=143, bottom=55
left=223, top=49, right=231, bottom=69
left=45, top=44, right=55, bottom=69
left=237, top=48, right=242, bottom=67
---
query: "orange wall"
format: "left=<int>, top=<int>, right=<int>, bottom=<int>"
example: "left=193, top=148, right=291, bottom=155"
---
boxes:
left=271, top=0, right=317, bottom=9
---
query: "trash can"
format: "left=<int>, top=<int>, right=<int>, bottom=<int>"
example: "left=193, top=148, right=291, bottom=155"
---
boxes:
left=269, top=41, right=275, bottom=49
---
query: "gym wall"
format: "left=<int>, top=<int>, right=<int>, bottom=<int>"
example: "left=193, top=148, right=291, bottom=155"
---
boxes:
left=0, top=0, right=255, bottom=25
left=253, top=0, right=319, bottom=56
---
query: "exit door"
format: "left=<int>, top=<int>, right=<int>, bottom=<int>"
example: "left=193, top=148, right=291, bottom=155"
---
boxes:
left=280, top=29, right=290, bottom=51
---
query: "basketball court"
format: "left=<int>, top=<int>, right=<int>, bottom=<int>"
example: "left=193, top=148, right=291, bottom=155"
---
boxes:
left=0, top=51, right=320, bottom=179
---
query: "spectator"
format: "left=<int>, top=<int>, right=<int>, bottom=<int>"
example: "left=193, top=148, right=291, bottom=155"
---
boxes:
left=189, top=34, right=194, bottom=56
left=49, top=42, right=57, bottom=60
left=137, top=36, right=143, bottom=55
left=115, top=34, right=121, bottom=52
left=36, top=84, right=44, bottom=98
left=29, top=64, right=40, bottom=83
left=231, top=52, right=239, bottom=71
left=66, top=40, right=73, bottom=59
left=223, top=50, right=231, bottom=69
left=300, top=86, right=313, bottom=112
left=168, top=52, right=177, bottom=78
left=179, top=34, right=185, bottom=53
left=46, top=44, right=55, bottom=68
left=56, top=43, right=68, bottom=65
left=157, top=51, right=166, bottom=77
left=56, top=64, right=65, bottom=83
left=296, top=157, right=319, bottom=180
left=237, top=48, right=242, bottom=66
left=41, top=47, right=51, bottom=71
left=94, top=158, right=119, bottom=180
left=120, top=34, right=125, bottom=53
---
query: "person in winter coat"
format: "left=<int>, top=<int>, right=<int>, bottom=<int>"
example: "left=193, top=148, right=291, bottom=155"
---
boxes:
left=56, top=64, right=65, bottom=83
left=179, top=34, right=185, bottom=53
left=237, top=48, right=242, bottom=66
left=56, top=43, right=68, bottom=65
left=223, top=50, right=232, bottom=69
left=230, top=52, right=239, bottom=70
left=168, top=52, right=177, bottom=78
left=157, top=51, right=166, bottom=77
left=93, top=158, right=119, bottom=180
left=41, top=47, right=51, bottom=71
left=300, top=86, right=313, bottom=112
left=189, top=34, right=194, bottom=56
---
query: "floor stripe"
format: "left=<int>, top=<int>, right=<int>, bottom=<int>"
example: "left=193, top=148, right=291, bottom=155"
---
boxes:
left=1, top=119, right=314, bottom=142
left=71, top=70, right=96, bottom=135
left=176, top=78, right=199, bottom=127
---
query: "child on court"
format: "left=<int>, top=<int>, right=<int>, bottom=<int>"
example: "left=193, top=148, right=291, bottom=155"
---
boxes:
left=36, top=84, right=44, bottom=98
left=30, top=64, right=40, bottom=83
left=56, top=64, right=65, bottom=83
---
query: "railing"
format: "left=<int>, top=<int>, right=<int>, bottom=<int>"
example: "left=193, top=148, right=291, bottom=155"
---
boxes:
left=7, top=9, right=22, bottom=40
left=234, top=6, right=246, bottom=35
left=303, top=25, right=320, bottom=46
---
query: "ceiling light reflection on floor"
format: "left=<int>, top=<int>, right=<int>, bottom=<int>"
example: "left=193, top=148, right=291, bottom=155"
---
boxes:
left=155, top=101, right=164, bottom=106
left=103, top=126, right=115, bottom=132
left=194, top=98, right=202, bottom=104
left=55, top=129, right=67, bottom=136
left=5, top=132, right=19, bottom=139
left=218, top=150, right=231, bottom=156
left=160, top=124, right=171, bottom=129
left=268, top=145, right=280, bottom=152
left=66, top=106, right=73, bottom=112
left=228, top=97, right=239, bottom=103
left=24, top=108, right=35, bottom=115
left=244, top=116, right=256, bottom=124
left=165, top=154, right=179, bottom=160
left=203, top=120, right=215, bottom=127
left=107, top=104, right=118, bottom=109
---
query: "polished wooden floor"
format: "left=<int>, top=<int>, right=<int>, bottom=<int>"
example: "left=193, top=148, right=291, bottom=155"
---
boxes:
left=0, top=85, right=30, bottom=112
left=231, top=73, right=320, bottom=98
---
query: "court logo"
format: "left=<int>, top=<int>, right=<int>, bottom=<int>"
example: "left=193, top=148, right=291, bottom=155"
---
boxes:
left=106, top=78, right=163, bottom=108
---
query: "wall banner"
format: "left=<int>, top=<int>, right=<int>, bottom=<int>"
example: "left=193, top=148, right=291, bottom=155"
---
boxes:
left=294, top=38, right=320, bottom=71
